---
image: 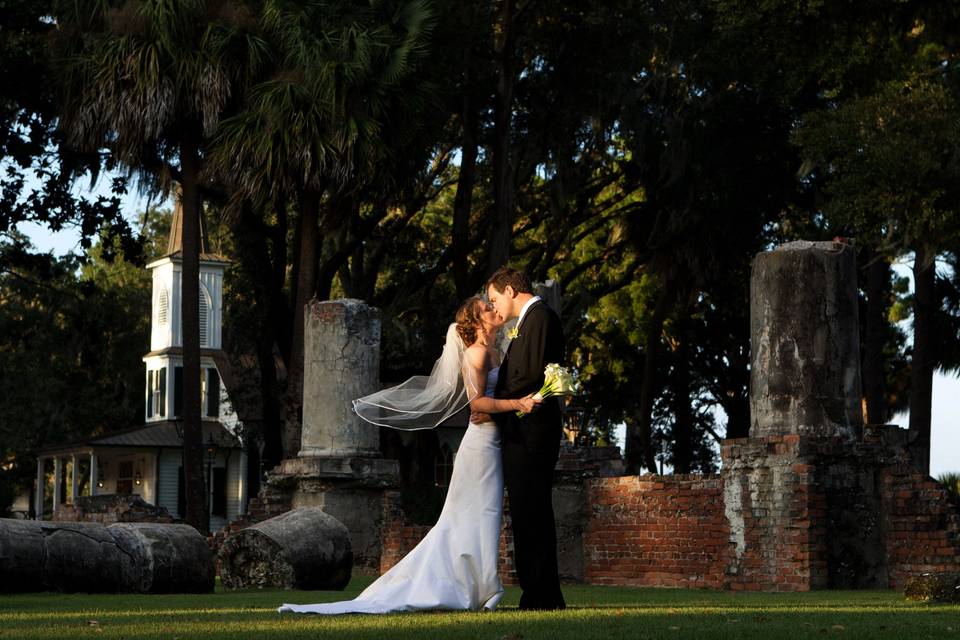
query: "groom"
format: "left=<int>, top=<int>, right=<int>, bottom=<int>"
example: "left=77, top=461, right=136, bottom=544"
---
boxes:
left=486, top=266, right=566, bottom=611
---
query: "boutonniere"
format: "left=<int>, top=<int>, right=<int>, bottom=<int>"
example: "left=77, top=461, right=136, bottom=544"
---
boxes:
left=507, top=326, right=520, bottom=340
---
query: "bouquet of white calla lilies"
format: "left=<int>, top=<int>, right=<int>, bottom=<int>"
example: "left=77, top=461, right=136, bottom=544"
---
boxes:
left=516, top=363, right=579, bottom=417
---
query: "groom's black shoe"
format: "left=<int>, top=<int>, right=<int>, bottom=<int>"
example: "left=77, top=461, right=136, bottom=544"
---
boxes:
left=518, top=592, right=566, bottom=611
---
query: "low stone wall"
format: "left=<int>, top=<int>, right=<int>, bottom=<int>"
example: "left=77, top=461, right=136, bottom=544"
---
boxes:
left=374, top=437, right=960, bottom=590
left=379, top=473, right=731, bottom=588
left=245, top=432, right=960, bottom=591
left=583, top=475, right=730, bottom=588
left=53, top=494, right=174, bottom=525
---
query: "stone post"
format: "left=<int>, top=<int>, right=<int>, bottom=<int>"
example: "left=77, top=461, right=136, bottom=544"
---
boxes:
left=749, top=240, right=862, bottom=439
left=265, top=299, right=399, bottom=573
left=299, top=299, right=381, bottom=457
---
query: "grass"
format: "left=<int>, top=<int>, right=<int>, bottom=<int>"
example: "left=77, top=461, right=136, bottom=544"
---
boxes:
left=0, top=577, right=958, bottom=640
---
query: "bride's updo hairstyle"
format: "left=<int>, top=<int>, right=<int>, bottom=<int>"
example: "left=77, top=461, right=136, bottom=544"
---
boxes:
left=455, top=296, right=485, bottom=346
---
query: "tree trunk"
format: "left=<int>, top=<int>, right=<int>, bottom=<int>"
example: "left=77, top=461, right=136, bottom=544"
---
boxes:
left=909, top=245, right=936, bottom=473
left=230, top=200, right=286, bottom=472
left=863, top=248, right=890, bottom=424
left=486, top=0, right=516, bottom=275
left=671, top=313, right=693, bottom=474
left=281, top=189, right=321, bottom=458
left=452, top=83, right=479, bottom=298
left=179, top=136, right=208, bottom=534
left=626, top=287, right=670, bottom=474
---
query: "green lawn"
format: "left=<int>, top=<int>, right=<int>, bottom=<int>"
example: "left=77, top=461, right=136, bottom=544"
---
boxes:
left=0, top=577, right=957, bottom=640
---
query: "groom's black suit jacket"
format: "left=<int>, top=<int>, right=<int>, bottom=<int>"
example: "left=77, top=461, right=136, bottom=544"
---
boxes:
left=493, top=301, right=565, bottom=451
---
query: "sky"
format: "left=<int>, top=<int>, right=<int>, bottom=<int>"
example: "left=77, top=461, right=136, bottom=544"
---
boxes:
left=14, top=180, right=960, bottom=478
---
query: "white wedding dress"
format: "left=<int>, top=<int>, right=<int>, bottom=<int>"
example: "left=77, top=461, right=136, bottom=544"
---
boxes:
left=278, top=367, right=504, bottom=614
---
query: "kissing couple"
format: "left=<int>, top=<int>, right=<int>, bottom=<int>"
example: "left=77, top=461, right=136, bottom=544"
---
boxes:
left=279, top=266, right=566, bottom=614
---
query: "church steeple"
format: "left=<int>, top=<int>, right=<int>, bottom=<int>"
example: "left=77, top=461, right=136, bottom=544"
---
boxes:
left=142, top=187, right=229, bottom=423
left=164, top=186, right=213, bottom=258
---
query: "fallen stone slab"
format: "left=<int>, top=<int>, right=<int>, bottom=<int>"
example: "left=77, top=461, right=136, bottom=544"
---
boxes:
left=0, top=519, right=213, bottom=593
left=904, top=572, right=960, bottom=603
left=217, top=507, right=352, bottom=590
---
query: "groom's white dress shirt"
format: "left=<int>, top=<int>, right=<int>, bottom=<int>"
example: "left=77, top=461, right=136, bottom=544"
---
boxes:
left=516, top=295, right=541, bottom=330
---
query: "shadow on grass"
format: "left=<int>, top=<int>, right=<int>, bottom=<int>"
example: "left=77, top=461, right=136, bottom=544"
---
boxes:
left=0, top=580, right=957, bottom=640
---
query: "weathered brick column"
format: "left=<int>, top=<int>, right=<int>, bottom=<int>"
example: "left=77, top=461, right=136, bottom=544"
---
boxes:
left=265, top=299, right=399, bottom=573
left=723, top=240, right=861, bottom=591
left=721, top=240, right=960, bottom=592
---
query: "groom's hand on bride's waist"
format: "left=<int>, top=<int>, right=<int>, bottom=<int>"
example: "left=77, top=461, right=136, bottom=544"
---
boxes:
left=471, top=410, right=493, bottom=423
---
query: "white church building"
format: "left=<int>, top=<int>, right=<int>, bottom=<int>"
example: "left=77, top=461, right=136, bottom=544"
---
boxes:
left=33, top=203, right=250, bottom=531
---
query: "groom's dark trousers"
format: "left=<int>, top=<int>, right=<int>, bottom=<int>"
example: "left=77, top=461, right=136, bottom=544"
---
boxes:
left=494, top=301, right=566, bottom=610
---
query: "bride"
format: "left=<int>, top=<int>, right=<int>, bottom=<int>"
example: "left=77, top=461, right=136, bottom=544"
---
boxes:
left=278, top=296, right=539, bottom=614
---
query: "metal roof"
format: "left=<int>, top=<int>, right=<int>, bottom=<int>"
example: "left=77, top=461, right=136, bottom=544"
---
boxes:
left=37, top=420, right=241, bottom=455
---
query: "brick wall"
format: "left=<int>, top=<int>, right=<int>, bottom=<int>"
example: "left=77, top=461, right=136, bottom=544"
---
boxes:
left=256, top=437, right=960, bottom=591
left=53, top=494, right=174, bottom=524
left=721, top=436, right=829, bottom=591
left=379, top=490, right=518, bottom=584
left=883, top=466, right=960, bottom=589
left=582, top=475, right=730, bottom=588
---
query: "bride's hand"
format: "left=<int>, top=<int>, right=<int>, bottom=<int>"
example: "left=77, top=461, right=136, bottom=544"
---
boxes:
left=516, top=395, right=539, bottom=414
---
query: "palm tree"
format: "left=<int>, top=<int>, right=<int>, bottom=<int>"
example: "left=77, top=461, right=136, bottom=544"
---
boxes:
left=207, top=0, right=434, bottom=458
left=55, top=0, right=266, bottom=533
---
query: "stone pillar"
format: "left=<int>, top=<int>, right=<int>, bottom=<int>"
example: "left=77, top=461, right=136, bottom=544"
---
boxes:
left=35, top=458, right=44, bottom=520
left=299, top=298, right=381, bottom=457
left=723, top=240, right=861, bottom=591
left=266, top=299, right=399, bottom=573
left=721, top=240, right=911, bottom=592
left=749, top=240, right=862, bottom=440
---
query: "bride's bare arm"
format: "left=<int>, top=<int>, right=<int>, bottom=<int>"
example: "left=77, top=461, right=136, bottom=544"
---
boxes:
left=463, top=347, right=537, bottom=414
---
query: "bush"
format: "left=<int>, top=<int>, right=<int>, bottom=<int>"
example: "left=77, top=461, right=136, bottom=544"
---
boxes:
left=936, top=472, right=960, bottom=503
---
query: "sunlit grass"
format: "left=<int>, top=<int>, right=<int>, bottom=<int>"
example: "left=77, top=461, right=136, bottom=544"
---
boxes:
left=0, top=577, right=957, bottom=639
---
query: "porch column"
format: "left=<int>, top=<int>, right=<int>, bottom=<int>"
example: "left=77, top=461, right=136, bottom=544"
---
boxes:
left=52, top=457, right=62, bottom=513
left=90, top=452, right=98, bottom=496
left=35, top=458, right=44, bottom=520
left=70, top=454, right=79, bottom=504
left=237, top=451, right=248, bottom=515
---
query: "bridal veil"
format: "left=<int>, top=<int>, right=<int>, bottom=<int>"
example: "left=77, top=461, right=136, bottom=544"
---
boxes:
left=352, top=323, right=479, bottom=430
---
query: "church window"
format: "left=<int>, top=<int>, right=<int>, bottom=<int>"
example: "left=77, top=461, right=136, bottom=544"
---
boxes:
left=146, top=370, right=154, bottom=418
left=147, top=367, right=166, bottom=419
